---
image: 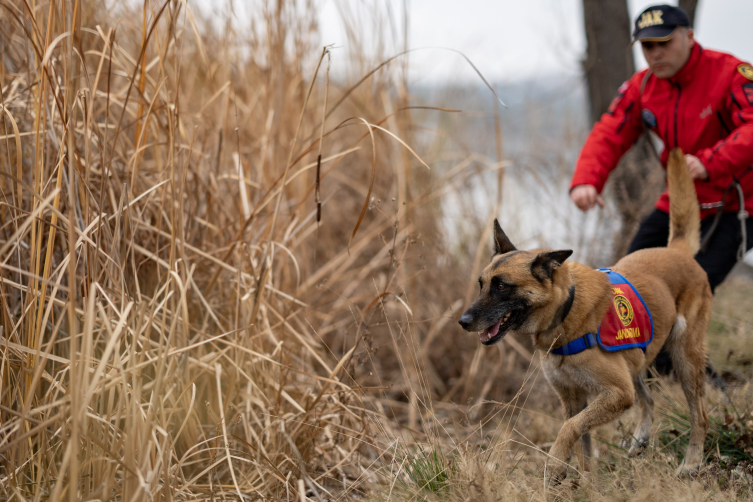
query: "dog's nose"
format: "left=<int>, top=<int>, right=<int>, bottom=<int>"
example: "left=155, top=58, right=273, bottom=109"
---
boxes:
left=458, top=312, right=473, bottom=330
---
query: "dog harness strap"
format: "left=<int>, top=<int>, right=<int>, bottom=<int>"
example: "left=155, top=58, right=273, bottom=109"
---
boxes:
left=550, top=269, right=654, bottom=356
left=550, top=332, right=597, bottom=356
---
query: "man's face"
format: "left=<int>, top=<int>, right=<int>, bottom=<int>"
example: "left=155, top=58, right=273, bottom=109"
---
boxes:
left=640, top=28, right=694, bottom=79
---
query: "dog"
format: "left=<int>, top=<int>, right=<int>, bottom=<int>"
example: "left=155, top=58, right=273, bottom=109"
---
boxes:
left=459, top=149, right=711, bottom=483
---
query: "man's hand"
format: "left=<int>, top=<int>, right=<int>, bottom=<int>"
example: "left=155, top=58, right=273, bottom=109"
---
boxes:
left=570, top=185, right=605, bottom=212
left=685, top=154, right=708, bottom=180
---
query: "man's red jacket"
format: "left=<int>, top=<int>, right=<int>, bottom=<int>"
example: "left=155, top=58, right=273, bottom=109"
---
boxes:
left=571, top=43, right=753, bottom=218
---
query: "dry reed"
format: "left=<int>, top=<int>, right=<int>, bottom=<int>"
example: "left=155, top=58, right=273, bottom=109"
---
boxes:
left=0, top=0, right=524, bottom=499
left=0, top=0, right=406, bottom=499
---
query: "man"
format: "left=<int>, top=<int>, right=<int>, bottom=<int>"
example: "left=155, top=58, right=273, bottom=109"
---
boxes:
left=571, top=4, right=753, bottom=295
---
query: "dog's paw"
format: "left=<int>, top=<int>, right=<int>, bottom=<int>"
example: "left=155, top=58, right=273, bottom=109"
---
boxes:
left=543, top=462, right=567, bottom=487
left=573, top=470, right=592, bottom=488
left=628, top=439, right=648, bottom=457
left=675, top=461, right=702, bottom=477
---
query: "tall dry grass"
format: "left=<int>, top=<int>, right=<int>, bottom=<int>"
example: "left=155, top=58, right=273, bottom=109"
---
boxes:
left=0, top=0, right=388, bottom=499
left=0, top=0, right=527, bottom=499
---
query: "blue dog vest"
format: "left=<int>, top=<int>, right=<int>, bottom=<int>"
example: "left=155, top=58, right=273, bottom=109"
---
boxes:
left=550, top=269, right=654, bottom=356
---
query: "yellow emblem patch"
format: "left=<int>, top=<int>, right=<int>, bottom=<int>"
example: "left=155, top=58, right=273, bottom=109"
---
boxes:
left=613, top=295, right=634, bottom=327
left=738, top=64, right=753, bottom=81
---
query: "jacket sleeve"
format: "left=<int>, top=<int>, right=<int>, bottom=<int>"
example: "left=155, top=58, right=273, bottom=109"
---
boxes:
left=571, top=74, right=645, bottom=193
left=696, top=67, right=753, bottom=189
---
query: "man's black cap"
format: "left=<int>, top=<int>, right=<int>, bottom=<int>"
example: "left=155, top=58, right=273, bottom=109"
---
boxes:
left=633, top=4, right=690, bottom=42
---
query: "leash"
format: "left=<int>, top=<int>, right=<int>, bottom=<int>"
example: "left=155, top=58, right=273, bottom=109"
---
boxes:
left=735, top=180, right=749, bottom=261
left=700, top=169, right=751, bottom=261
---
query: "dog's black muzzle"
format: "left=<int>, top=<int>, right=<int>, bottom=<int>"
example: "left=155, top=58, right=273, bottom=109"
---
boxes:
left=458, top=312, right=474, bottom=331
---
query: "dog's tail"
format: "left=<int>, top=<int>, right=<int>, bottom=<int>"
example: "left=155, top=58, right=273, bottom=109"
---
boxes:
left=667, top=148, right=701, bottom=256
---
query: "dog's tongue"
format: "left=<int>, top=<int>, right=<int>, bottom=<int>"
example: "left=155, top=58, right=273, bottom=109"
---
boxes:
left=480, top=318, right=503, bottom=343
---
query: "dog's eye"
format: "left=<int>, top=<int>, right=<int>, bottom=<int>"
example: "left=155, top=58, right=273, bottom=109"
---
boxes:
left=497, top=284, right=505, bottom=291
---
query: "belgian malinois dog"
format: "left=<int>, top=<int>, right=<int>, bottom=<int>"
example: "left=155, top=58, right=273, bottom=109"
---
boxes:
left=459, top=149, right=711, bottom=483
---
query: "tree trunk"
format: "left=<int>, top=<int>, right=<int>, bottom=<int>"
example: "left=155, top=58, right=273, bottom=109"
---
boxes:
left=679, top=0, right=699, bottom=27
left=609, top=137, right=666, bottom=259
left=581, top=0, right=665, bottom=262
left=582, top=0, right=635, bottom=124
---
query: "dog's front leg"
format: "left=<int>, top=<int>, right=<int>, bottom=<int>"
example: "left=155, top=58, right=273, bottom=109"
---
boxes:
left=547, top=387, right=634, bottom=485
left=559, top=389, right=591, bottom=475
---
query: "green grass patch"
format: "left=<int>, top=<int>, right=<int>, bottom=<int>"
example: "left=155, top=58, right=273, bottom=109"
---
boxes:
left=657, top=392, right=753, bottom=466
left=400, top=444, right=455, bottom=494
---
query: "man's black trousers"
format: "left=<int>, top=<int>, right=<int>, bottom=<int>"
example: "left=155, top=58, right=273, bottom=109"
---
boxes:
left=628, top=209, right=753, bottom=292
left=628, top=209, right=753, bottom=376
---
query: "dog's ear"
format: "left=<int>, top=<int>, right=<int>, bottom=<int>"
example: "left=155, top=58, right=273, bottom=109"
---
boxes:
left=531, top=250, right=573, bottom=282
left=493, top=219, right=516, bottom=255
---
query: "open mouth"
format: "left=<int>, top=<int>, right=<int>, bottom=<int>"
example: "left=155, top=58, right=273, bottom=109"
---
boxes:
left=479, top=311, right=515, bottom=345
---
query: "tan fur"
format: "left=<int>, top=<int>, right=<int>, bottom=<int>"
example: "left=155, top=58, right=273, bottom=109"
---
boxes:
left=667, top=149, right=701, bottom=256
left=460, top=149, right=712, bottom=485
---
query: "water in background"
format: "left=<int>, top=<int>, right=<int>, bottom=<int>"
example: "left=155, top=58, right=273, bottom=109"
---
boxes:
left=416, top=76, right=621, bottom=267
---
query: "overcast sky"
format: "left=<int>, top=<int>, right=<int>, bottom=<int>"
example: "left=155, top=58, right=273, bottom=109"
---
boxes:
left=319, top=0, right=753, bottom=83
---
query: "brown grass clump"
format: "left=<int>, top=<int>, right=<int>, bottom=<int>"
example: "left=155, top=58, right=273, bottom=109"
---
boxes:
left=0, top=0, right=521, bottom=498
left=0, top=0, right=411, bottom=498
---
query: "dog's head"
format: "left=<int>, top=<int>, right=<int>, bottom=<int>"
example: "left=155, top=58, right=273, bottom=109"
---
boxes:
left=458, top=219, right=573, bottom=345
